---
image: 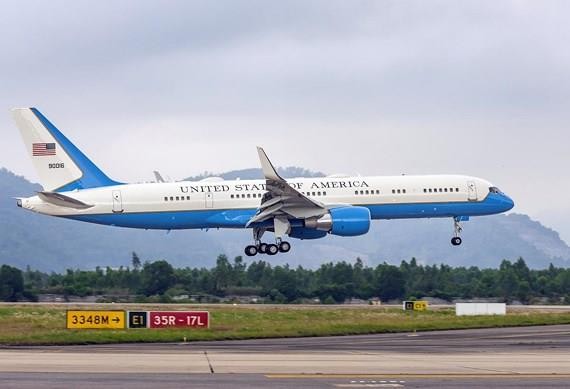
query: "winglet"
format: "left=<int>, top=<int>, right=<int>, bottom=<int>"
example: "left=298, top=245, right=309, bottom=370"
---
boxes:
left=257, top=147, right=283, bottom=182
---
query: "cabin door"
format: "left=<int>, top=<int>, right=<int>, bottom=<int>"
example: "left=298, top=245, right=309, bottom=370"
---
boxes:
left=205, top=192, right=214, bottom=208
left=112, top=190, right=123, bottom=213
left=467, top=181, right=478, bottom=201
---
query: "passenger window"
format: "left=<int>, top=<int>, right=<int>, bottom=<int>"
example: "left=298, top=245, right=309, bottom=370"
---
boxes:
left=360, top=190, right=364, bottom=195
left=439, top=188, right=442, bottom=192
left=403, top=189, right=406, bottom=194
left=392, top=189, right=395, bottom=194
left=317, top=191, right=321, bottom=196
left=323, top=191, right=327, bottom=196
left=170, top=196, right=174, bottom=201
left=164, top=197, right=168, bottom=201
left=355, top=190, right=359, bottom=195
left=231, top=194, right=234, bottom=199
left=423, top=189, right=427, bottom=193
left=456, top=188, right=459, bottom=192
left=187, top=196, right=190, bottom=200
left=376, top=190, right=380, bottom=194
left=397, top=189, right=401, bottom=194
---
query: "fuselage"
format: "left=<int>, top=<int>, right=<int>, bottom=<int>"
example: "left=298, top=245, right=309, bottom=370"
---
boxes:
left=19, top=174, right=514, bottom=231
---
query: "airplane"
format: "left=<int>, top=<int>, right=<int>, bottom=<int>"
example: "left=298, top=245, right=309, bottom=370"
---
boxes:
left=11, top=108, right=515, bottom=256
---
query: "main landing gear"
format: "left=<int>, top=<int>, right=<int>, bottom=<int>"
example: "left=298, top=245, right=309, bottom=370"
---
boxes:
left=244, top=226, right=292, bottom=256
left=244, top=240, right=291, bottom=257
left=451, top=217, right=463, bottom=246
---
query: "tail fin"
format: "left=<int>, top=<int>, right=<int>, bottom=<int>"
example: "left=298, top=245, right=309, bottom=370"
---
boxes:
left=11, top=108, right=121, bottom=192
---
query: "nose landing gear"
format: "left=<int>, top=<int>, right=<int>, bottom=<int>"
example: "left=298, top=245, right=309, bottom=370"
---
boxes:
left=451, top=217, right=463, bottom=246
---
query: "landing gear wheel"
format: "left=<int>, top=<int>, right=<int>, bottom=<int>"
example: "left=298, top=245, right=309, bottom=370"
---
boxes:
left=278, top=241, right=291, bottom=253
left=258, top=243, right=268, bottom=254
left=266, top=244, right=279, bottom=256
left=451, top=237, right=462, bottom=246
left=245, top=245, right=258, bottom=256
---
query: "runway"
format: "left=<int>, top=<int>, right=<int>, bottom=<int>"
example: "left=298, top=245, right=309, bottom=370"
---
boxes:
left=1, top=325, right=570, bottom=388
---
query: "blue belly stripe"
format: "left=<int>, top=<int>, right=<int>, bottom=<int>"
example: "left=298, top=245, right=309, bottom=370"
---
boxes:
left=62, top=193, right=513, bottom=230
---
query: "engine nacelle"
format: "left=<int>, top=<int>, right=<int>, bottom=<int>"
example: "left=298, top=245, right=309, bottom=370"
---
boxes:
left=288, top=227, right=328, bottom=240
left=304, top=206, right=371, bottom=237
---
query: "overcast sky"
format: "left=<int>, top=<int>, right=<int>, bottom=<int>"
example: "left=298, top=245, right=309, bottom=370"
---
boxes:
left=1, top=1, right=569, bottom=242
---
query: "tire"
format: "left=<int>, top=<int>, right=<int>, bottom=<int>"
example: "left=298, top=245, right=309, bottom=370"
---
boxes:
left=245, top=245, right=258, bottom=256
left=266, top=244, right=279, bottom=255
left=279, top=241, right=291, bottom=253
left=259, top=243, right=268, bottom=254
left=451, top=237, right=462, bottom=246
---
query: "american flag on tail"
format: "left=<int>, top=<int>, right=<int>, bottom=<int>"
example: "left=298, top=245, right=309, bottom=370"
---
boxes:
left=32, top=143, right=56, bottom=156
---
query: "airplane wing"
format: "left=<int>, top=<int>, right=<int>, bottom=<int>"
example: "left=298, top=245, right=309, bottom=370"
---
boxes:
left=246, top=147, right=327, bottom=226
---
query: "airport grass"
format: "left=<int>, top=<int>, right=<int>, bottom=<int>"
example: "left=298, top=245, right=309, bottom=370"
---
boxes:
left=1, top=304, right=570, bottom=345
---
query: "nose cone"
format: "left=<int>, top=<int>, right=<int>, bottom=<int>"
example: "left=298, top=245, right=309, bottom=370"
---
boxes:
left=501, top=193, right=515, bottom=212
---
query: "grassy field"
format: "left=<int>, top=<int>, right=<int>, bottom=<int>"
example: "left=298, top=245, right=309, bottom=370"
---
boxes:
left=1, top=304, right=570, bottom=345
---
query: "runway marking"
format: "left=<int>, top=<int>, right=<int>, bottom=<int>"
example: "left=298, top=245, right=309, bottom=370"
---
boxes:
left=459, top=365, right=519, bottom=375
left=203, top=351, right=214, bottom=373
left=265, top=374, right=570, bottom=379
left=337, top=381, right=405, bottom=387
left=335, top=385, right=403, bottom=387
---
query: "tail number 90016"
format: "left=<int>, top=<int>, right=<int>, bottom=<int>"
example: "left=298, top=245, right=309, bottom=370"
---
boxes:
left=49, top=163, right=64, bottom=169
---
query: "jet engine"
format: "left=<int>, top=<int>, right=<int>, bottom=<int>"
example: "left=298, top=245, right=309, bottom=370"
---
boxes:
left=304, top=206, right=371, bottom=237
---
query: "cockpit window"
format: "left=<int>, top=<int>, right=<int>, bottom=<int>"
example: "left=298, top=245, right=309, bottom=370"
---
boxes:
left=489, top=187, right=503, bottom=194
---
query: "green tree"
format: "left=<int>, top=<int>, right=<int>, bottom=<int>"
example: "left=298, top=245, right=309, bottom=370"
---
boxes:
left=0, top=265, right=24, bottom=301
left=212, top=254, right=232, bottom=293
left=375, top=264, right=405, bottom=301
left=141, top=260, right=175, bottom=296
left=131, top=252, right=141, bottom=271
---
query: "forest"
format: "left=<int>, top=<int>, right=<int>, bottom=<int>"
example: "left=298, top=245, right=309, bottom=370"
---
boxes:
left=1, top=255, right=570, bottom=304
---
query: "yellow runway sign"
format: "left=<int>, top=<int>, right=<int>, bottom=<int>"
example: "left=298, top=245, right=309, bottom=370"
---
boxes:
left=66, top=310, right=125, bottom=329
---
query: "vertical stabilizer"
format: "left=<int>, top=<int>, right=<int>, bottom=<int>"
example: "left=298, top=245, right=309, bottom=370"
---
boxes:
left=11, top=108, right=121, bottom=192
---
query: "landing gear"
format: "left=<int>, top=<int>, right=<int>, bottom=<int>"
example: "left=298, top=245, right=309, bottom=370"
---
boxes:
left=244, top=245, right=258, bottom=256
left=244, top=227, right=291, bottom=256
left=244, top=241, right=290, bottom=256
left=244, top=223, right=293, bottom=256
left=266, top=244, right=279, bottom=255
left=258, top=243, right=268, bottom=254
left=279, top=241, right=291, bottom=253
left=451, top=217, right=463, bottom=246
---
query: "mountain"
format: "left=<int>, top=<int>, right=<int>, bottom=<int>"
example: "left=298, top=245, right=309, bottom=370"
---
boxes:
left=184, top=166, right=325, bottom=181
left=1, top=167, right=569, bottom=272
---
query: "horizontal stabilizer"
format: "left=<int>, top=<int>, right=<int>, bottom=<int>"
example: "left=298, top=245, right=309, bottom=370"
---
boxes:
left=38, top=191, right=94, bottom=209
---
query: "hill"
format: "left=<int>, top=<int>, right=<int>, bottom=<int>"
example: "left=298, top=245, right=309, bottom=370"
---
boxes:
left=0, top=167, right=568, bottom=272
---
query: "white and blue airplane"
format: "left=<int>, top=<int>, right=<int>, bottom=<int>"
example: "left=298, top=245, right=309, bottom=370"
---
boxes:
left=12, top=108, right=514, bottom=256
